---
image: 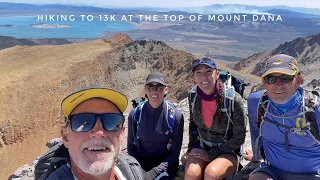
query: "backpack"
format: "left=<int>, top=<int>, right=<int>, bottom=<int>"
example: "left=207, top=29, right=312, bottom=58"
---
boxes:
left=188, top=70, right=236, bottom=145
left=250, top=83, right=264, bottom=94
left=34, top=142, right=144, bottom=180
left=35, top=142, right=70, bottom=180
left=131, top=99, right=139, bottom=108
left=132, top=100, right=176, bottom=151
left=218, top=69, right=248, bottom=98
left=255, top=89, right=320, bottom=160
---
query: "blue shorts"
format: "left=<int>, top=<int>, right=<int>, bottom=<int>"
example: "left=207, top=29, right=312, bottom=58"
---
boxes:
left=250, top=166, right=320, bottom=180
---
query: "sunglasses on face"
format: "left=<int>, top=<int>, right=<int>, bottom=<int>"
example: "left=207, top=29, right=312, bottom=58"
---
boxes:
left=263, top=74, right=295, bottom=84
left=145, top=84, right=165, bottom=92
left=67, top=113, right=125, bottom=132
left=191, top=58, right=215, bottom=69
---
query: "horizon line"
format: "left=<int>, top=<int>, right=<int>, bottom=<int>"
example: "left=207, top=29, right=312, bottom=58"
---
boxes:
left=1, top=2, right=320, bottom=10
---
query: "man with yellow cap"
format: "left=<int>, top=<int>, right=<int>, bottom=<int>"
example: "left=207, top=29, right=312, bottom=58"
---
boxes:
left=41, top=87, right=144, bottom=180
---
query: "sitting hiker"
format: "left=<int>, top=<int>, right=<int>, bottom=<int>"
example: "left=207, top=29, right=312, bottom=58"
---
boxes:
left=127, top=72, right=184, bottom=180
left=38, top=87, right=144, bottom=180
left=184, top=57, right=246, bottom=180
left=247, top=54, right=320, bottom=180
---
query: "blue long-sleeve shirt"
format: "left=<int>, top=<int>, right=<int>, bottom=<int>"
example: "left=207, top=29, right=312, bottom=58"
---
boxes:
left=247, top=87, right=320, bottom=173
left=127, top=100, right=184, bottom=172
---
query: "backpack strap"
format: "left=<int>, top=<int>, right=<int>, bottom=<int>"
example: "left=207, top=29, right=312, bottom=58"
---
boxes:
left=256, top=91, right=298, bottom=153
left=263, top=117, right=295, bottom=152
left=255, top=91, right=269, bottom=160
left=196, top=127, right=222, bottom=149
left=132, top=101, right=146, bottom=152
left=164, top=100, right=176, bottom=150
left=34, top=142, right=70, bottom=179
left=132, top=100, right=176, bottom=151
left=256, top=90, right=320, bottom=158
left=45, top=164, right=74, bottom=180
left=303, top=90, right=320, bottom=143
left=117, top=153, right=144, bottom=180
left=257, top=91, right=269, bottom=127
left=190, top=83, right=235, bottom=143
left=221, top=82, right=235, bottom=142
left=189, top=85, right=197, bottom=114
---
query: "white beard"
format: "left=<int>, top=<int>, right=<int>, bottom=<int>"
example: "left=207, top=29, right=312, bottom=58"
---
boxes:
left=77, top=138, right=119, bottom=176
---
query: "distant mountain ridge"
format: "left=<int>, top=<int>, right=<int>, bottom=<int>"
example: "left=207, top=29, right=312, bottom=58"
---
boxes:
left=0, top=36, right=72, bottom=50
left=125, top=4, right=320, bottom=16
left=0, top=2, right=320, bottom=17
left=232, top=33, right=320, bottom=82
left=0, top=2, right=147, bottom=16
left=266, top=9, right=320, bottom=18
left=197, top=4, right=320, bottom=15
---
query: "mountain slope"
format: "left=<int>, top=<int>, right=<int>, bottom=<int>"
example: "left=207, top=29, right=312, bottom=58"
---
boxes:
left=0, top=33, right=197, bottom=178
left=0, top=36, right=72, bottom=50
left=231, top=33, right=320, bottom=82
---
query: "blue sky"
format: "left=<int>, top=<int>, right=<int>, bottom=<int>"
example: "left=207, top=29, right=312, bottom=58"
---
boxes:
left=3, top=0, right=320, bottom=8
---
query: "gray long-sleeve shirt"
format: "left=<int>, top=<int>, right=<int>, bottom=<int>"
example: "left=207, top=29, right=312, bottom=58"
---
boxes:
left=127, top=100, right=184, bottom=171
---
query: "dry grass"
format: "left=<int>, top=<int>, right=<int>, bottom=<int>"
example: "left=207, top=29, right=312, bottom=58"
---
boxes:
left=0, top=40, right=113, bottom=85
left=0, top=38, right=122, bottom=178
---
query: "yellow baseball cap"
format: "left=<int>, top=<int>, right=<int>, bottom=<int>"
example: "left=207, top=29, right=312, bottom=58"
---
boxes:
left=61, top=87, right=128, bottom=117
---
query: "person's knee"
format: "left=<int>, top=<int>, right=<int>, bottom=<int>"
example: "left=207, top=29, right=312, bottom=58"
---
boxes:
left=249, top=173, right=273, bottom=180
left=185, top=163, right=203, bottom=179
left=204, top=165, right=220, bottom=179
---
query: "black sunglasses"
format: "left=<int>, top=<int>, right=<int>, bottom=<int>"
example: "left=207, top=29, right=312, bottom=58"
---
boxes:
left=67, top=113, right=125, bottom=132
left=192, top=58, right=212, bottom=67
left=145, top=84, right=165, bottom=92
left=263, top=74, right=295, bottom=84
